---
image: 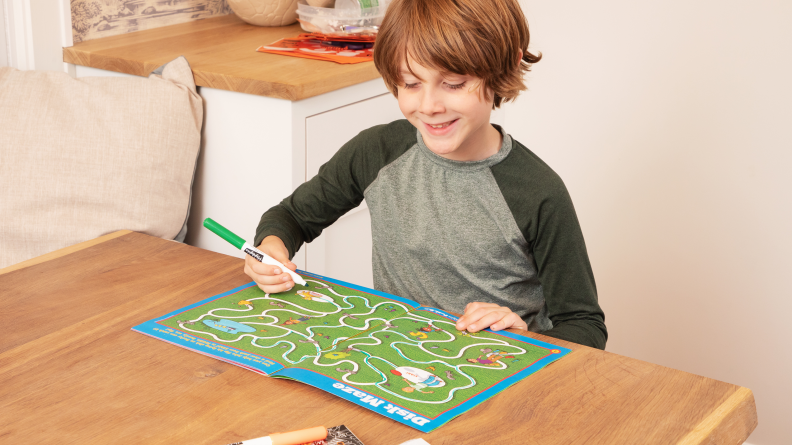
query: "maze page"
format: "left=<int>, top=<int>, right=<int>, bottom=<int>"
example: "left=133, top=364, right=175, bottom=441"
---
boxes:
left=133, top=272, right=571, bottom=432
left=134, top=273, right=420, bottom=375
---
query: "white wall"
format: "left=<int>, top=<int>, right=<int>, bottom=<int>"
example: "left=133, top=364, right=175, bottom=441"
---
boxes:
left=506, top=1, right=791, bottom=444
left=3, top=0, right=71, bottom=71
left=29, top=0, right=68, bottom=71
left=1, top=0, right=8, bottom=66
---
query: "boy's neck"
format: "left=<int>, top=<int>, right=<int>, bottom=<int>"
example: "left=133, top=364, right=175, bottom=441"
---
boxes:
left=445, top=122, right=503, bottom=162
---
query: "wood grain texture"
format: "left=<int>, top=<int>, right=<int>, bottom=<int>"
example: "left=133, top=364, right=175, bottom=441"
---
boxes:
left=63, top=14, right=383, bottom=100
left=0, top=232, right=758, bottom=444
left=676, top=387, right=758, bottom=445
left=0, top=229, right=132, bottom=276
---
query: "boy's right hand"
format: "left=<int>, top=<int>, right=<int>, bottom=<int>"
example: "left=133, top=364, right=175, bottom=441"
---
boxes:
left=244, top=235, right=298, bottom=294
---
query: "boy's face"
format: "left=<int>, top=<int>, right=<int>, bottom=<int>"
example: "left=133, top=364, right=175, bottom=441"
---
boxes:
left=397, top=57, right=501, bottom=162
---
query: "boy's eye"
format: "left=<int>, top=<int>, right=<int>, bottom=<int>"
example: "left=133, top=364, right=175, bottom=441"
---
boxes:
left=403, top=82, right=419, bottom=89
left=446, top=81, right=466, bottom=90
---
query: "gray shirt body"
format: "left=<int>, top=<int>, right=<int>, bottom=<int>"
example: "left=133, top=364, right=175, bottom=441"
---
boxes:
left=256, top=120, right=606, bottom=349
left=366, top=126, right=551, bottom=332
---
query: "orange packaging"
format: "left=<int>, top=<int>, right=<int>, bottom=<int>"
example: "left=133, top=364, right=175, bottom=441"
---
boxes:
left=270, top=426, right=328, bottom=445
left=256, top=34, right=374, bottom=64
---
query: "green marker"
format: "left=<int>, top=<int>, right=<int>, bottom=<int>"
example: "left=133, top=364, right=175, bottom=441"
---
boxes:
left=203, top=218, right=307, bottom=286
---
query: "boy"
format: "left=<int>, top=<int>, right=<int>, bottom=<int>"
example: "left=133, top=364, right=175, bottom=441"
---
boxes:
left=245, top=0, right=607, bottom=349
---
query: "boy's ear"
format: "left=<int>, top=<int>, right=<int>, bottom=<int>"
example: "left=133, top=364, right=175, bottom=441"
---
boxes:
left=518, top=49, right=524, bottom=63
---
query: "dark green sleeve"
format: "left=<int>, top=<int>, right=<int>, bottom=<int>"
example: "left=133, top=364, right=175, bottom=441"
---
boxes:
left=491, top=141, right=607, bottom=349
left=254, top=120, right=415, bottom=258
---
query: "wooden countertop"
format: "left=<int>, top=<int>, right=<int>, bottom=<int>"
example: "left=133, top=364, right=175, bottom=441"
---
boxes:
left=0, top=231, right=758, bottom=444
left=63, top=14, right=382, bottom=101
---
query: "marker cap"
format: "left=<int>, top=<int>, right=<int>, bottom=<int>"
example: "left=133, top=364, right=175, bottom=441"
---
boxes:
left=204, top=218, right=246, bottom=250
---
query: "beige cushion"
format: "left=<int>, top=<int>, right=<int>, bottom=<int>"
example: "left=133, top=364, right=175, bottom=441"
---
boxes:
left=0, top=56, right=203, bottom=269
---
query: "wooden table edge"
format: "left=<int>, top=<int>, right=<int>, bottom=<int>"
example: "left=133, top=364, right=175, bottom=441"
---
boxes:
left=676, top=386, right=757, bottom=445
left=61, top=15, right=384, bottom=102
left=62, top=46, right=382, bottom=101
left=0, top=230, right=133, bottom=276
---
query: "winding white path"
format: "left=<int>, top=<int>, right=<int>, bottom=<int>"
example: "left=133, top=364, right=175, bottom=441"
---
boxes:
left=175, top=279, right=536, bottom=404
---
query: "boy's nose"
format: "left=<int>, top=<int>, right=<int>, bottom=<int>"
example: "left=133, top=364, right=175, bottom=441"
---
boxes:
left=418, top=88, right=445, bottom=115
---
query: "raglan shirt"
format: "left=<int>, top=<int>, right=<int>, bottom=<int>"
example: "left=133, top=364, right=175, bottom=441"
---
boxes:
left=255, top=119, right=607, bottom=349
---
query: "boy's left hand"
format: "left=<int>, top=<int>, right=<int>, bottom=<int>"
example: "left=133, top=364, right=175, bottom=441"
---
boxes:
left=455, top=302, right=527, bottom=332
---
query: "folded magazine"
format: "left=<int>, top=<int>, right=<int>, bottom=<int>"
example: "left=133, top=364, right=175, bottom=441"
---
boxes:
left=133, top=271, right=570, bottom=432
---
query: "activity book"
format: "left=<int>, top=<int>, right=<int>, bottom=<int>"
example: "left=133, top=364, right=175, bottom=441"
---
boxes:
left=132, top=271, right=571, bottom=432
left=257, top=33, right=375, bottom=64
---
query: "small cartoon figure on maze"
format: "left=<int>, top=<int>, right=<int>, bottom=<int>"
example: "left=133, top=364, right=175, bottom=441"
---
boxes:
left=466, top=349, right=515, bottom=366
left=391, top=367, right=445, bottom=394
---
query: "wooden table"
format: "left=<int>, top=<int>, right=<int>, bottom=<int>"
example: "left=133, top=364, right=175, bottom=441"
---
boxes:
left=0, top=232, right=757, bottom=444
left=63, top=14, right=381, bottom=101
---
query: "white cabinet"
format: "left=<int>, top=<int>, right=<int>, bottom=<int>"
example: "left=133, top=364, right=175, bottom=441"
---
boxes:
left=303, top=93, right=404, bottom=287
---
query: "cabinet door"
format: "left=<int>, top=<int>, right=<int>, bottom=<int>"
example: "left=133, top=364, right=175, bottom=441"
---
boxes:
left=304, top=93, right=403, bottom=288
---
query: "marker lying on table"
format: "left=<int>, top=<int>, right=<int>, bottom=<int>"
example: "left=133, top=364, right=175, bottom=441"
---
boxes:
left=203, top=218, right=307, bottom=287
left=227, top=426, right=327, bottom=445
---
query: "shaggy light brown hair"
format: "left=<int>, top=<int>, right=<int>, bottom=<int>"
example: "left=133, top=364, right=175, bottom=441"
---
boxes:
left=373, top=0, right=541, bottom=108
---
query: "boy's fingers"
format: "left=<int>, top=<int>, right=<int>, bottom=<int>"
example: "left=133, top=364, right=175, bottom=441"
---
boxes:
left=457, top=302, right=499, bottom=329
left=464, top=301, right=496, bottom=314
left=456, top=311, right=489, bottom=331
left=256, top=273, right=293, bottom=286
left=247, top=267, right=294, bottom=293
left=244, top=263, right=292, bottom=286
left=467, top=305, right=508, bottom=320
left=465, top=310, right=509, bottom=332
left=455, top=313, right=477, bottom=330
left=269, top=253, right=290, bottom=266
left=243, top=236, right=295, bottom=295
left=246, top=258, right=287, bottom=276
left=255, top=280, right=294, bottom=294
left=491, top=313, right=526, bottom=331
left=458, top=306, right=521, bottom=332
left=276, top=280, right=295, bottom=292
left=258, top=250, right=295, bottom=274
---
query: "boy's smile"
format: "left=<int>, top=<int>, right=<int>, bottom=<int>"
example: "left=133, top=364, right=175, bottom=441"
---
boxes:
left=397, top=57, right=502, bottom=162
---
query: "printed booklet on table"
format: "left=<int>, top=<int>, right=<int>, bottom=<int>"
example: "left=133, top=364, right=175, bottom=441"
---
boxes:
left=132, top=271, right=571, bottom=433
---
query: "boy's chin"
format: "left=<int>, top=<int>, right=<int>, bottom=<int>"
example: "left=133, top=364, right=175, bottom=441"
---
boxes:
left=418, top=128, right=458, bottom=148
left=423, top=139, right=464, bottom=158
